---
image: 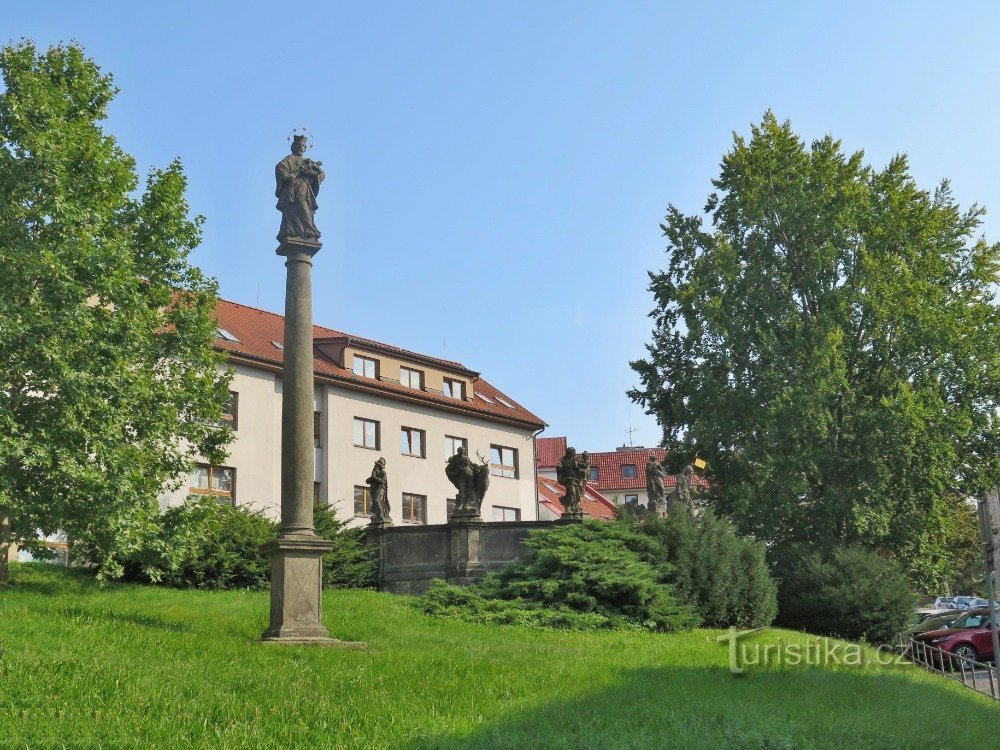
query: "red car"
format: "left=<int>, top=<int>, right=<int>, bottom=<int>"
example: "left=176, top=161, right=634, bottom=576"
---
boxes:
left=913, top=607, right=996, bottom=665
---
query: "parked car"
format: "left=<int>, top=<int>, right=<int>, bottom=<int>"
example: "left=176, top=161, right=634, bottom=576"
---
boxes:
left=909, top=610, right=964, bottom=636
left=912, top=607, right=996, bottom=666
left=951, top=596, right=978, bottom=610
left=933, top=597, right=956, bottom=610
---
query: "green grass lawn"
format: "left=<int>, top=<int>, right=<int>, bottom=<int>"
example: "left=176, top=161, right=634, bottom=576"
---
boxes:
left=2, top=564, right=998, bottom=749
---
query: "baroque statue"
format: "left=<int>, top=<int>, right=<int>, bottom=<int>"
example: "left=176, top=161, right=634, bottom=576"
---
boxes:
left=366, top=457, right=392, bottom=527
left=645, top=454, right=666, bottom=513
left=275, top=134, right=325, bottom=247
left=555, top=447, right=586, bottom=520
left=670, top=464, right=696, bottom=517
left=445, top=446, right=490, bottom=520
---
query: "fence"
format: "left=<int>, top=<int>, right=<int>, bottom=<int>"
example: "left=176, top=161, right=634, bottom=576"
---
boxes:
left=903, top=636, right=999, bottom=700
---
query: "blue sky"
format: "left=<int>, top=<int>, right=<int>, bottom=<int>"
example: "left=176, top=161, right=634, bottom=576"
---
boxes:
left=7, top=2, right=1000, bottom=451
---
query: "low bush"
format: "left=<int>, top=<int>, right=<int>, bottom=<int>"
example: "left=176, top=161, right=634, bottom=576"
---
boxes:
left=644, top=511, right=777, bottom=629
left=772, top=543, right=916, bottom=643
left=110, top=498, right=375, bottom=590
left=417, top=521, right=699, bottom=632
left=122, top=497, right=276, bottom=589
left=416, top=515, right=778, bottom=632
left=312, top=501, right=377, bottom=588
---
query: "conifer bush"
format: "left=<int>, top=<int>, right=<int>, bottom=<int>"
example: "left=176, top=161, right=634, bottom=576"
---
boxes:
left=416, top=515, right=778, bottom=631
left=419, top=521, right=698, bottom=631
left=644, top=512, right=777, bottom=628
left=773, top=543, right=915, bottom=644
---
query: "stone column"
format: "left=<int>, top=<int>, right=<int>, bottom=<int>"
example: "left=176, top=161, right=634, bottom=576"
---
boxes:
left=262, top=242, right=361, bottom=648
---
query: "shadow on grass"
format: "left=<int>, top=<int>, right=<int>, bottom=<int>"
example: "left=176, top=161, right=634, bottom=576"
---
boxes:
left=0, top=563, right=102, bottom=596
left=403, top=664, right=1000, bottom=749
left=56, top=603, right=194, bottom=633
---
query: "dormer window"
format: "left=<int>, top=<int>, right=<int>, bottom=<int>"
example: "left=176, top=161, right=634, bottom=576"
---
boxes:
left=400, top=366, right=423, bottom=390
left=443, top=377, right=465, bottom=400
left=353, top=355, right=378, bottom=379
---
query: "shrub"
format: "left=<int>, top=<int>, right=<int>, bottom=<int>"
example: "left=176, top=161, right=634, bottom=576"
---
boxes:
left=145, top=497, right=276, bottom=590
left=312, top=501, right=376, bottom=588
left=772, top=543, right=916, bottom=643
left=417, top=521, right=699, bottom=632
left=644, top=511, right=778, bottom=629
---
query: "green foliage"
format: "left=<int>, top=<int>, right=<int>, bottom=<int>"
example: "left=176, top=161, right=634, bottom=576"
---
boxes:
left=644, top=512, right=777, bottom=629
left=111, top=497, right=275, bottom=590
left=630, top=111, right=1000, bottom=588
left=773, top=543, right=916, bottom=644
left=417, top=518, right=777, bottom=632
left=419, top=521, right=699, bottom=631
left=0, top=41, right=232, bottom=578
left=312, top=501, right=377, bottom=588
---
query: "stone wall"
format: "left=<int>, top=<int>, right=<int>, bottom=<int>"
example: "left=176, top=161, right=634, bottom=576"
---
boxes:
left=366, top=519, right=570, bottom=594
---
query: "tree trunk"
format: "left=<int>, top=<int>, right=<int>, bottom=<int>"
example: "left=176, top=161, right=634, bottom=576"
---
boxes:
left=0, top=508, right=10, bottom=585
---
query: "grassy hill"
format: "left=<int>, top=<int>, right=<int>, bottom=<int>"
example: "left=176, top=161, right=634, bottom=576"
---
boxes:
left=1, top=564, right=997, bottom=749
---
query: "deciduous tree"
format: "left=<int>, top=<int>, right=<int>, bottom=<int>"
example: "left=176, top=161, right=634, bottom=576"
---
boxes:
left=630, top=113, right=1000, bottom=587
left=0, top=41, right=231, bottom=580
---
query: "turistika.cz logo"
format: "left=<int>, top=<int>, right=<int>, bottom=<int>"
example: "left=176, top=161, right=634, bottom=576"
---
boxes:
left=717, top=628, right=904, bottom=674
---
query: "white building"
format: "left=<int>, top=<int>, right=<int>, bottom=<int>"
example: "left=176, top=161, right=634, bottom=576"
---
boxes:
left=157, top=299, right=546, bottom=526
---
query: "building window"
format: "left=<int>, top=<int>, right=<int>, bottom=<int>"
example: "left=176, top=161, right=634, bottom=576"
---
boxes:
left=314, top=482, right=322, bottom=503
left=589, top=466, right=599, bottom=481
left=221, top=391, right=238, bottom=430
left=445, top=435, right=468, bottom=458
left=621, top=464, right=638, bottom=479
left=402, top=493, right=426, bottom=524
left=400, top=426, right=426, bottom=458
left=443, top=377, right=465, bottom=399
left=353, top=355, right=378, bottom=379
left=354, top=486, right=371, bottom=517
left=490, top=445, right=518, bottom=478
left=624, top=494, right=639, bottom=504
left=313, top=411, right=322, bottom=447
left=354, top=417, right=379, bottom=449
left=492, top=506, right=520, bottom=522
left=446, top=497, right=456, bottom=517
left=190, top=464, right=236, bottom=505
left=400, top=366, right=423, bottom=390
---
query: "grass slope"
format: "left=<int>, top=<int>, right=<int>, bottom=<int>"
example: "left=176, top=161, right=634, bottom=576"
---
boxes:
left=1, top=564, right=997, bottom=749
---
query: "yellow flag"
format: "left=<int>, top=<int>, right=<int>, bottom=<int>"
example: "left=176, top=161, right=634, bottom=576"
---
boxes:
left=693, top=457, right=707, bottom=470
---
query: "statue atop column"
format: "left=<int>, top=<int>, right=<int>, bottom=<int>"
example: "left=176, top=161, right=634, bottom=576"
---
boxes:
left=366, top=457, right=392, bottom=528
left=275, top=134, right=325, bottom=248
left=446, top=447, right=490, bottom=521
left=645, top=454, right=666, bottom=514
left=555, top=447, right=586, bottom=520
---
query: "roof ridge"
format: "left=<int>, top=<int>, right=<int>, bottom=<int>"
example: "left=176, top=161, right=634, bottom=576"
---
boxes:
left=217, top=297, right=468, bottom=370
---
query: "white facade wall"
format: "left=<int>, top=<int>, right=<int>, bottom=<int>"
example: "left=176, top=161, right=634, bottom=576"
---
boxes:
left=159, top=362, right=539, bottom=526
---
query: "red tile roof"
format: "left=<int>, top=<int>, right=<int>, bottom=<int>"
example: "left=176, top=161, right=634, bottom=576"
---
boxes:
left=536, top=436, right=567, bottom=469
left=540, top=441, right=710, bottom=493
left=213, top=298, right=545, bottom=428
left=537, top=477, right=616, bottom=521
left=587, top=448, right=669, bottom=491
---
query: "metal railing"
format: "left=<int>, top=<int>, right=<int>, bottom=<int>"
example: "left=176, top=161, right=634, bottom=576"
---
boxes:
left=903, top=636, right=999, bottom=700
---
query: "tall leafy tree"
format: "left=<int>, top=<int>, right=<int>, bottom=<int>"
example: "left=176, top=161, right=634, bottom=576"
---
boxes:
left=630, top=112, right=1000, bottom=587
left=0, top=42, right=231, bottom=580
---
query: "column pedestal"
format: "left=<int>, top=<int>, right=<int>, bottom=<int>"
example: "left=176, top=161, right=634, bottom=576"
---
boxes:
left=446, top=518, right=486, bottom=585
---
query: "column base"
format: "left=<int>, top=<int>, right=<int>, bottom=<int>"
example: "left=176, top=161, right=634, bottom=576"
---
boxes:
left=260, top=535, right=365, bottom=648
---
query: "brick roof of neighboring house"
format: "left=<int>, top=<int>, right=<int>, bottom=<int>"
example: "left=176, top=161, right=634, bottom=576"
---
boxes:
left=537, top=477, right=616, bottom=521
left=539, top=442, right=711, bottom=493
left=213, top=298, right=545, bottom=429
left=536, top=436, right=567, bottom=469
